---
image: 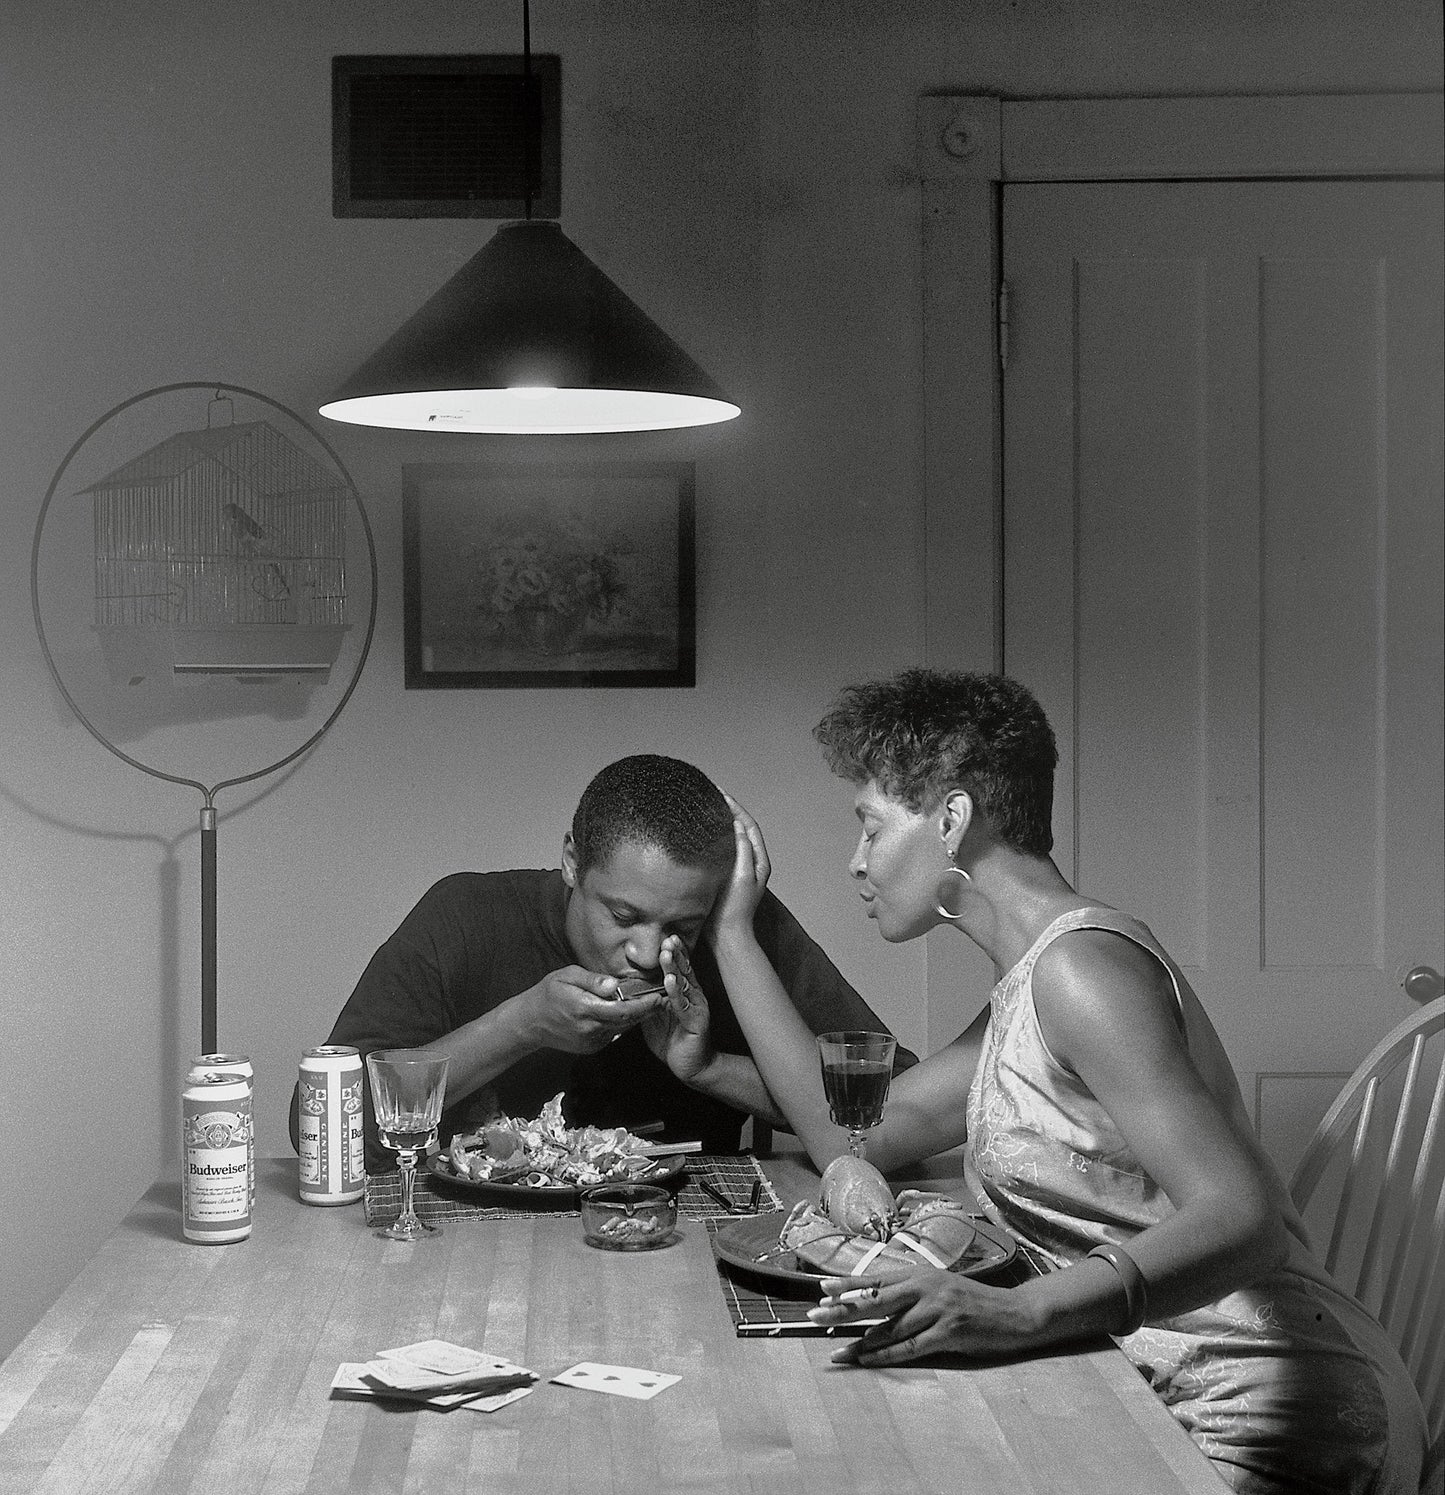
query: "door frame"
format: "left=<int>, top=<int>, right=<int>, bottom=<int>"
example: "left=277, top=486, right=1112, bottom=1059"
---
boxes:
left=915, top=90, right=1445, bottom=1053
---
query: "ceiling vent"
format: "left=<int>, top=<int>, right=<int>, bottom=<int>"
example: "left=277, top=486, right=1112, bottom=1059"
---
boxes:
left=333, top=54, right=561, bottom=219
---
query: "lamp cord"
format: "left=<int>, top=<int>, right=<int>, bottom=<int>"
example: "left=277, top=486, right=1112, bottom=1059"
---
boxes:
left=522, top=0, right=536, bottom=220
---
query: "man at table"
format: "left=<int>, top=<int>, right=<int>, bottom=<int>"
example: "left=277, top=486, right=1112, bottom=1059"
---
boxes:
left=290, top=754, right=915, bottom=1170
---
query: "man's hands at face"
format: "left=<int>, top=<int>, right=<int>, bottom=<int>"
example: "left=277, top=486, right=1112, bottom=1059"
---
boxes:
left=516, top=966, right=669, bottom=1054
left=641, top=936, right=715, bottom=1082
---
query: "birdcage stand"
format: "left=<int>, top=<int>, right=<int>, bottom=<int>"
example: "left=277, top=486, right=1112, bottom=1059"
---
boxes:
left=200, top=804, right=217, bottom=1053
left=32, top=381, right=378, bottom=1057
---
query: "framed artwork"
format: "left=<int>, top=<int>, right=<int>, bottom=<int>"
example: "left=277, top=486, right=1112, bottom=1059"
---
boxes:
left=402, top=461, right=696, bottom=688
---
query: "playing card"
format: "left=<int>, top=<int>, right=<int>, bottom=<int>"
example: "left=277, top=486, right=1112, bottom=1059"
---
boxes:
left=330, top=1363, right=490, bottom=1410
left=378, top=1339, right=498, bottom=1376
left=457, top=1384, right=536, bottom=1414
left=363, top=1356, right=535, bottom=1395
left=550, top=1362, right=680, bottom=1400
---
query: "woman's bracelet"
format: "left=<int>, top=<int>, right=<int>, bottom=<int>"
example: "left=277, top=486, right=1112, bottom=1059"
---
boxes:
left=1086, top=1243, right=1149, bottom=1335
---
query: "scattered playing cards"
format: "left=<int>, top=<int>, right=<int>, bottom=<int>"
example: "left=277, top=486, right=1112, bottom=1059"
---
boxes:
left=331, top=1340, right=680, bottom=1414
left=331, top=1339, right=538, bottom=1411
left=379, top=1339, right=506, bottom=1377
left=550, top=1362, right=681, bottom=1400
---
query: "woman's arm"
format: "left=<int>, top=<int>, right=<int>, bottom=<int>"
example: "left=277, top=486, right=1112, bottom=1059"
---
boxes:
left=640, top=936, right=790, bottom=1124
left=706, top=799, right=980, bottom=1172
left=815, top=930, right=1291, bottom=1363
left=1029, top=931, right=1290, bottom=1314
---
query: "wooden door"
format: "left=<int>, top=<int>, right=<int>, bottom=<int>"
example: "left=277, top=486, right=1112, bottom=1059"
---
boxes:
left=1001, top=181, right=1444, bottom=1175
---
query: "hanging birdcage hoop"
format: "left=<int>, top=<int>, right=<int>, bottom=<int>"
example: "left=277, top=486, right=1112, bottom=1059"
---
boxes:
left=31, top=381, right=379, bottom=1051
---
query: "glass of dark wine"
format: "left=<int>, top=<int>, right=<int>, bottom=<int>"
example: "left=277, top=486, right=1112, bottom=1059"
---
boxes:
left=817, top=1030, right=897, bottom=1159
left=365, top=1049, right=450, bottom=1242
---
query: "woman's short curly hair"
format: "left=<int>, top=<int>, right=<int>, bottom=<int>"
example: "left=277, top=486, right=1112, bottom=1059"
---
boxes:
left=814, top=669, right=1058, bottom=856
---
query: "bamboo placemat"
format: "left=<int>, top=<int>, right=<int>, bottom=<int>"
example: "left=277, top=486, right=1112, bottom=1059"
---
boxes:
left=707, top=1216, right=1046, bottom=1337
left=707, top=1219, right=882, bottom=1337
left=364, top=1153, right=781, bottom=1227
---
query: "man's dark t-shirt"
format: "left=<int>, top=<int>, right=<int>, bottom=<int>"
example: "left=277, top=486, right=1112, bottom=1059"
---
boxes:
left=289, top=869, right=915, bottom=1170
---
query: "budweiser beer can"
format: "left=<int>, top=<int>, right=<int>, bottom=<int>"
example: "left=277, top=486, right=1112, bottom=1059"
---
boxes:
left=182, top=1073, right=253, bottom=1243
left=297, top=1045, right=365, bottom=1205
left=187, top=1054, right=255, bottom=1208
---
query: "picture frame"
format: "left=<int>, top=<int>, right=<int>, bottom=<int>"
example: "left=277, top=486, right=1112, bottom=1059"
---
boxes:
left=402, top=461, right=696, bottom=688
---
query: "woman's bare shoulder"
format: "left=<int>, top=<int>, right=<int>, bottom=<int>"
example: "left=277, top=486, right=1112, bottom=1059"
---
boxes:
left=1031, top=926, right=1182, bottom=1056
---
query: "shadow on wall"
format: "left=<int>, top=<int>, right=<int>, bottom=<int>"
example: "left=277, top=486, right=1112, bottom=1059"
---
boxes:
left=0, top=777, right=184, bottom=1142
left=40, top=641, right=322, bottom=743
left=0, top=749, right=314, bottom=1146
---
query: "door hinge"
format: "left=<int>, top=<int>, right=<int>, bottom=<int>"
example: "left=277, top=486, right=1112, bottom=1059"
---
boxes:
left=998, top=280, right=1011, bottom=371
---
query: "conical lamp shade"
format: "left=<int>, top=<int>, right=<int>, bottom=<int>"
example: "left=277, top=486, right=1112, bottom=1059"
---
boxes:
left=319, top=221, right=740, bottom=434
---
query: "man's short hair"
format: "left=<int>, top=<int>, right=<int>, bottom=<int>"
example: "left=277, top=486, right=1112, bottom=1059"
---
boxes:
left=571, top=755, right=734, bottom=877
left=813, top=669, right=1058, bottom=856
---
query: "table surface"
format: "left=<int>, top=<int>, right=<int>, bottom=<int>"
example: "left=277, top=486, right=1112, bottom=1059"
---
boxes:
left=0, top=1157, right=1227, bottom=1495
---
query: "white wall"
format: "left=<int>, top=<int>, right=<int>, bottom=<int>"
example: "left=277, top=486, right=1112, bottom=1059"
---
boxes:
left=1, top=0, right=1439, bottom=1360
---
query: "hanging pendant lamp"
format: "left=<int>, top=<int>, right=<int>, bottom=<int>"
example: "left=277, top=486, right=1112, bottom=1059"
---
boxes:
left=321, top=0, right=738, bottom=436
left=318, top=219, right=740, bottom=434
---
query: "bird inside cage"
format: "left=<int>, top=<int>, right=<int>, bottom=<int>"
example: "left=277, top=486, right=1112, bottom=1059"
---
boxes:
left=80, top=418, right=351, bottom=686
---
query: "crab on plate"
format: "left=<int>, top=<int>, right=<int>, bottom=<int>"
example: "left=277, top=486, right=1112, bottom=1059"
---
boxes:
left=779, top=1156, right=978, bottom=1283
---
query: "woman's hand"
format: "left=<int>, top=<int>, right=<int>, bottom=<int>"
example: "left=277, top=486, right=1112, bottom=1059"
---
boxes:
left=808, top=1270, right=1043, bottom=1366
left=641, top=935, right=714, bottom=1083
left=705, top=793, right=772, bottom=947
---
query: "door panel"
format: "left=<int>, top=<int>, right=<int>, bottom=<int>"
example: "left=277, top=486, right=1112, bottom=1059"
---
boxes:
left=1001, top=182, right=1445, bottom=1176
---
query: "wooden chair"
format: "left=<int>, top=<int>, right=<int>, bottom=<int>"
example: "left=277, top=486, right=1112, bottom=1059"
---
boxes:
left=1289, top=997, right=1445, bottom=1489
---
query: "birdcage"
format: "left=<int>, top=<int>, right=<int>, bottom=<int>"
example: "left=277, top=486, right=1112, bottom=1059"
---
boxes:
left=81, top=419, right=350, bottom=685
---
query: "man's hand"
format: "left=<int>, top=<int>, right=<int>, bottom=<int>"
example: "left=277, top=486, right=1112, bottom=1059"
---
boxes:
left=705, top=793, right=772, bottom=949
left=515, top=966, right=666, bottom=1054
left=641, top=935, right=714, bottom=1082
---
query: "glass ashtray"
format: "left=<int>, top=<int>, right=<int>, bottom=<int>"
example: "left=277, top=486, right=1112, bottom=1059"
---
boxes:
left=580, top=1183, right=678, bottom=1251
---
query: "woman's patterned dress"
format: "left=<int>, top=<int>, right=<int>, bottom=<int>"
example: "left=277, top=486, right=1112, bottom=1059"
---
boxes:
left=966, top=907, right=1427, bottom=1495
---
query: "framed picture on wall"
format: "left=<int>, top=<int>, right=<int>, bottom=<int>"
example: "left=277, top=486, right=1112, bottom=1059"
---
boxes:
left=402, top=461, right=696, bottom=688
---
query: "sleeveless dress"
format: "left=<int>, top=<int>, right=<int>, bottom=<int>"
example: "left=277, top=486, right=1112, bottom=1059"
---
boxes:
left=965, top=907, right=1427, bottom=1495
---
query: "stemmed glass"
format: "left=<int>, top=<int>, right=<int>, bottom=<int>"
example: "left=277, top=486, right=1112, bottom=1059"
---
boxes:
left=366, top=1050, right=450, bottom=1242
left=817, top=1030, right=896, bottom=1159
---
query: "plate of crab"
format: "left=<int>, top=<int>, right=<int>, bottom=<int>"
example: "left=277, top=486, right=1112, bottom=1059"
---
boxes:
left=711, top=1156, right=1017, bottom=1291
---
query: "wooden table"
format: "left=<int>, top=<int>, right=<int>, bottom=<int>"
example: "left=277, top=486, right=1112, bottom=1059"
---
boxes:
left=0, top=1158, right=1226, bottom=1494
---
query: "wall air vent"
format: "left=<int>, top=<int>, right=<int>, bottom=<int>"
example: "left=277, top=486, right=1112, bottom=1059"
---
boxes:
left=333, top=54, right=561, bottom=219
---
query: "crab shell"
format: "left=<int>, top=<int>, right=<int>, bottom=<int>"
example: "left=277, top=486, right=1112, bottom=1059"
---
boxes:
left=779, top=1191, right=978, bottom=1283
left=818, top=1155, right=896, bottom=1237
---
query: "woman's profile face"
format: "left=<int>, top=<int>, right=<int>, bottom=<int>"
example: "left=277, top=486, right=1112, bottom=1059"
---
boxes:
left=848, top=780, right=947, bottom=943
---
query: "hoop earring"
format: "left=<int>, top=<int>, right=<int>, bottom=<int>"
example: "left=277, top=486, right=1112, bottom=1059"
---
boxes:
left=934, top=864, right=972, bottom=920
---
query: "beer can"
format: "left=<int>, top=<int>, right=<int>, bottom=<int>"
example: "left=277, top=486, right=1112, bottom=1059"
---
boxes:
left=182, top=1073, right=253, bottom=1243
left=297, top=1045, right=365, bottom=1205
left=187, top=1054, right=255, bottom=1208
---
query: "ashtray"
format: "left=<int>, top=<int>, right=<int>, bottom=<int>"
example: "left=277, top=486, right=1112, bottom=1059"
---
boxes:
left=580, top=1183, right=678, bottom=1251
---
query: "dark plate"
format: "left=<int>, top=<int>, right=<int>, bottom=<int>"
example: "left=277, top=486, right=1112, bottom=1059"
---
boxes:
left=711, top=1209, right=1017, bottom=1290
left=426, top=1151, right=686, bottom=1205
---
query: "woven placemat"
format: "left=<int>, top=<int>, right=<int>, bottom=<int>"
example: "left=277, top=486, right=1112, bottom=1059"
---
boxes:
left=706, top=1219, right=877, bottom=1337
left=364, top=1153, right=781, bottom=1227
left=707, top=1216, right=1046, bottom=1337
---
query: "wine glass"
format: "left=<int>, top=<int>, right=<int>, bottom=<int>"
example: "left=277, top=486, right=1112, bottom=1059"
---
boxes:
left=366, top=1049, right=450, bottom=1242
left=817, top=1030, right=896, bottom=1159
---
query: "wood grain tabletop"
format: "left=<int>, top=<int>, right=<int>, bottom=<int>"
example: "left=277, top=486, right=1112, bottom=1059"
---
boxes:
left=0, top=1158, right=1227, bottom=1494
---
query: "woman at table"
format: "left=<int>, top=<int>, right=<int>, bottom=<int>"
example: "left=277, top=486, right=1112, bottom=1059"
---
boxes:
left=652, top=669, right=1426, bottom=1495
